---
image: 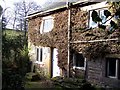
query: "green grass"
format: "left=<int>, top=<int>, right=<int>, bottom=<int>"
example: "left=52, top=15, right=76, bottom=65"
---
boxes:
left=3, top=29, right=25, bottom=37
left=25, top=81, right=43, bottom=88
left=25, top=80, right=55, bottom=89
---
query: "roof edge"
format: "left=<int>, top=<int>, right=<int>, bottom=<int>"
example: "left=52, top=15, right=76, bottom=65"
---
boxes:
left=26, top=0, right=102, bottom=19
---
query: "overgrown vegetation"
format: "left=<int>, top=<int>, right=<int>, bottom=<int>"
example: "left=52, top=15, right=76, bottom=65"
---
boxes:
left=91, top=2, right=120, bottom=31
left=80, top=2, right=120, bottom=59
left=25, top=76, right=95, bottom=89
left=2, top=30, right=31, bottom=89
left=51, top=77, right=95, bottom=89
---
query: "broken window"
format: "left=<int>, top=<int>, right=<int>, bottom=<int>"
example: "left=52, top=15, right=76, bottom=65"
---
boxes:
left=73, top=53, right=86, bottom=70
left=89, top=8, right=109, bottom=28
left=106, top=58, right=120, bottom=79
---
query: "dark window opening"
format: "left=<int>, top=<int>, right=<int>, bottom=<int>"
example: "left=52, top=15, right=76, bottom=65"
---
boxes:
left=106, top=58, right=120, bottom=79
left=76, top=53, right=84, bottom=67
left=108, top=58, right=116, bottom=77
left=36, top=48, right=39, bottom=61
left=36, top=48, right=43, bottom=62
left=73, top=53, right=85, bottom=68
left=40, top=48, right=43, bottom=62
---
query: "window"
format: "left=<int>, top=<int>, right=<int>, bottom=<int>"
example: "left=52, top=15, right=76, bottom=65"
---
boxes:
left=89, top=8, right=109, bottom=28
left=36, top=47, right=43, bottom=62
left=40, top=16, right=54, bottom=34
left=73, top=53, right=86, bottom=70
left=106, top=58, right=120, bottom=79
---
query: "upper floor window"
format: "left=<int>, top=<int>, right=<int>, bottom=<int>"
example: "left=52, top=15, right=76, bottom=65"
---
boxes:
left=89, top=8, right=109, bottom=28
left=106, top=58, right=120, bottom=79
left=40, top=16, right=54, bottom=34
left=73, top=52, right=86, bottom=70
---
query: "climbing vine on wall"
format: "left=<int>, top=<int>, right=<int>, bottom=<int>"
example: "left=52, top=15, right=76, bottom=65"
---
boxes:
left=28, top=4, right=120, bottom=73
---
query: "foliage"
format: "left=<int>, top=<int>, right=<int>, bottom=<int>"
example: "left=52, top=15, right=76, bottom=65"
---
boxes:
left=91, top=2, right=120, bottom=30
left=72, top=27, right=120, bottom=59
left=84, top=2, right=120, bottom=59
left=0, top=5, right=2, bottom=16
left=52, top=77, right=95, bottom=89
left=92, top=10, right=102, bottom=23
left=2, top=30, right=30, bottom=89
left=2, top=16, right=7, bottom=29
left=82, top=43, right=110, bottom=59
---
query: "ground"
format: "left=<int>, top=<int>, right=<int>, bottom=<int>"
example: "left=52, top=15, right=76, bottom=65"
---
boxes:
left=25, top=73, right=95, bottom=89
left=25, top=80, right=55, bottom=89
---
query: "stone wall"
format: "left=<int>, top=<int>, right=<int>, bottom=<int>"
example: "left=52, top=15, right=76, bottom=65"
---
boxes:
left=28, top=6, right=88, bottom=77
left=28, top=3, right=120, bottom=87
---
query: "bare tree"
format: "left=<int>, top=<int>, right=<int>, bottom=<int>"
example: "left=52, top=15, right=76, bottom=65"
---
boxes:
left=1, top=7, right=12, bottom=30
left=0, top=6, right=2, bottom=16
left=13, top=0, right=41, bottom=37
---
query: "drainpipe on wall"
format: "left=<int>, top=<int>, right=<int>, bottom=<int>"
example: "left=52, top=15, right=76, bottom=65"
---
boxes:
left=67, top=1, right=71, bottom=78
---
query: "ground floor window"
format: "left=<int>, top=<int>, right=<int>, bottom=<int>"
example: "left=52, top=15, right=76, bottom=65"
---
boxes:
left=36, top=47, right=43, bottom=62
left=73, top=52, right=86, bottom=70
left=106, top=58, right=120, bottom=79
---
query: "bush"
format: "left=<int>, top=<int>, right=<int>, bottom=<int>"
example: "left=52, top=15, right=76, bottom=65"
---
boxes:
left=2, top=31, right=30, bottom=89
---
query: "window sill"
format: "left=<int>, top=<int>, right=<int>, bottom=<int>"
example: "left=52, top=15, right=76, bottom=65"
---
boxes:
left=108, top=76, right=117, bottom=79
left=35, top=61, right=43, bottom=64
left=73, top=66, right=85, bottom=70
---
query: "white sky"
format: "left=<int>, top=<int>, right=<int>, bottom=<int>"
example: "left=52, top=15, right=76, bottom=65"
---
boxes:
left=0, top=0, right=49, bottom=29
left=0, top=0, right=68, bottom=29
left=0, top=0, right=48, bottom=10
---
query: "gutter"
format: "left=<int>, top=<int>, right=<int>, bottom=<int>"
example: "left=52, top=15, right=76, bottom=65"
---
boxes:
left=25, top=5, right=66, bottom=19
left=25, top=0, right=99, bottom=19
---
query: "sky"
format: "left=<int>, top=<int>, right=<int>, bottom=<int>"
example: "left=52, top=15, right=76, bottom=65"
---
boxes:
left=0, top=0, right=72, bottom=29
left=0, top=0, right=48, bottom=10
left=0, top=0, right=49, bottom=29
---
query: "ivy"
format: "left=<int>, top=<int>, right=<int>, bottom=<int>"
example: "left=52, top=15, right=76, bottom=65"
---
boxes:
left=110, top=20, right=118, bottom=29
left=91, top=10, right=102, bottom=23
left=2, top=30, right=30, bottom=89
left=104, top=10, right=111, bottom=18
left=91, top=2, right=120, bottom=30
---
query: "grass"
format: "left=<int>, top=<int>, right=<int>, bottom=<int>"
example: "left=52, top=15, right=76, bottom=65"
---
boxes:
left=3, top=29, right=25, bottom=37
left=25, top=76, right=96, bottom=89
left=25, top=81, right=44, bottom=88
left=25, top=80, right=55, bottom=89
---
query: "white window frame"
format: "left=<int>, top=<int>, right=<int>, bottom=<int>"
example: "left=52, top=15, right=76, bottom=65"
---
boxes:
left=40, top=16, right=54, bottom=34
left=89, top=7, right=109, bottom=28
left=35, top=47, right=43, bottom=64
left=73, top=52, right=86, bottom=70
left=107, top=58, right=119, bottom=79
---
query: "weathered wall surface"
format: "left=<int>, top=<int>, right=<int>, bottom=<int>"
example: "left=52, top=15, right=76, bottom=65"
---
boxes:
left=28, top=41, right=52, bottom=77
left=28, top=6, right=88, bottom=77
left=87, top=58, right=120, bottom=88
left=87, top=58, right=104, bottom=86
left=28, top=3, right=120, bottom=87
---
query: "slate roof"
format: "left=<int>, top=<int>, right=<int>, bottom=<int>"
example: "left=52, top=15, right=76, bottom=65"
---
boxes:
left=26, top=0, right=99, bottom=18
left=28, top=0, right=83, bottom=16
left=41, top=0, right=79, bottom=11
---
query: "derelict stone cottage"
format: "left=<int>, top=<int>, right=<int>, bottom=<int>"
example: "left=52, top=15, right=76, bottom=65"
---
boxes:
left=26, top=1, right=120, bottom=88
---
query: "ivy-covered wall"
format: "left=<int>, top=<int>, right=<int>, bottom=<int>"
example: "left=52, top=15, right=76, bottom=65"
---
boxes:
left=28, top=6, right=88, bottom=77
left=71, top=28, right=120, bottom=59
left=28, top=3, right=120, bottom=86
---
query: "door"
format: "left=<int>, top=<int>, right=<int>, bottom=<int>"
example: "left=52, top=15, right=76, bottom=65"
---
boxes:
left=52, top=48, right=60, bottom=77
